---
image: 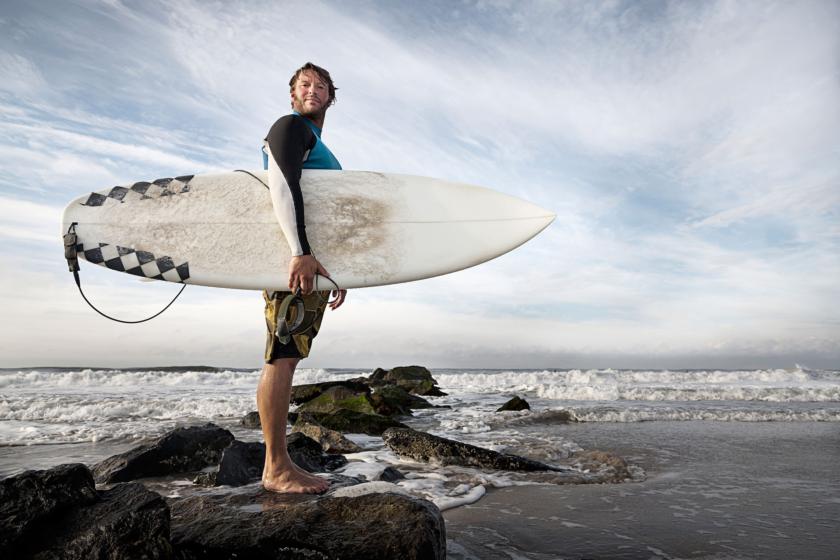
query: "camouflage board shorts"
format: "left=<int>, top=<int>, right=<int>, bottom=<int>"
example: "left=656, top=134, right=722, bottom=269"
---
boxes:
left=263, top=289, right=331, bottom=362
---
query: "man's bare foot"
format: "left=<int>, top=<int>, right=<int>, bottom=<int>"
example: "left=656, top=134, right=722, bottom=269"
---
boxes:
left=264, top=462, right=330, bottom=488
left=291, top=463, right=328, bottom=482
left=263, top=468, right=330, bottom=494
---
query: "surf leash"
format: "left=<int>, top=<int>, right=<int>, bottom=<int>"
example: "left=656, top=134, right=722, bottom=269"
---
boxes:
left=63, top=223, right=186, bottom=324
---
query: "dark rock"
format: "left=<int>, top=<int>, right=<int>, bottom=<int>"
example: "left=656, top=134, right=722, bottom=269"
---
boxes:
left=240, top=411, right=298, bottom=430
left=240, top=411, right=261, bottom=428
left=367, top=365, right=447, bottom=396
left=290, top=380, right=371, bottom=405
left=0, top=463, right=98, bottom=551
left=496, top=395, right=531, bottom=412
left=92, top=423, right=235, bottom=483
left=369, top=392, right=412, bottom=417
left=369, top=367, right=389, bottom=381
left=206, top=435, right=347, bottom=488
left=296, top=385, right=377, bottom=415
left=371, top=385, right=436, bottom=417
left=170, top=488, right=445, bottom=559
left=382, top=427, right=569, bottom=472
left=192, top=471, right=217, bottom=487
left=292, top=413, right=362, bottom=454
left=305, top=410, right=409, bottom=436
left=1, top=464, right=171, bottom=559
left=380, top=466, right=406, bottom=482
left=216, top=441, right=266, bottom=486
left=287, top=432, right=348, bottom=473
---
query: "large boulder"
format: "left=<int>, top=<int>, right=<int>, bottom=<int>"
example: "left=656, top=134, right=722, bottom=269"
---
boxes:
left=292, top=413, right=362, bottom=454
left=296, top=385, right=377, bottom=415
left=370, top=385, right=436, bottom=417
left=496, top=395, right=531, bottom=412
left=170, top=489, right=445, bottom=559
left=382, top=427, right=570, bottom=472
left=368, top=366, right=447, bottom=396
left=304, top=410, right=409, bottom=436
left=290, top=380, right=371, bottom=405
left=92, top=423, right=235, bottom=483
left=0, top=464, right=171, bottom=559
left=0, top=463, right=98, bottom=550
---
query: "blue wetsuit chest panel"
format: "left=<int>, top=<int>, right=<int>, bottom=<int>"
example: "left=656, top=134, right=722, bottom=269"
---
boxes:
left=262, top=112, right=341, bottom=171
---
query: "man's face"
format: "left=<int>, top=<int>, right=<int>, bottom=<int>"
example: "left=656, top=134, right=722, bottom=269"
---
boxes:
left=290, top=70, right=330, bottom=118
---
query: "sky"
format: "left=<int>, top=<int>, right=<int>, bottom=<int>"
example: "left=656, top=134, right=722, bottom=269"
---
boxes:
left=1, top=0, right=838, bottom=370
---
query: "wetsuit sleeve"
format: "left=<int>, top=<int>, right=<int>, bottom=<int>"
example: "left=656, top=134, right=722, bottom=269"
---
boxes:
left=264, top=115, right=317, bottom=256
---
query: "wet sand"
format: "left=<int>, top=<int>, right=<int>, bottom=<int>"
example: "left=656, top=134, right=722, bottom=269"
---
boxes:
left=443, top=421, right=840, bottom=560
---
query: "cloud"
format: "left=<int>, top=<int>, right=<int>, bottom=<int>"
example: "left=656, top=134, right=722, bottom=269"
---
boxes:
left=0, top=52, right=46, bottom=95
left=0, top=0, right=838, bottom=368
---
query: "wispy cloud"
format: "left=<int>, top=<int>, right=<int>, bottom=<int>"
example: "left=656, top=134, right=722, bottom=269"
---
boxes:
left=1, top=0, right=838, bottom=368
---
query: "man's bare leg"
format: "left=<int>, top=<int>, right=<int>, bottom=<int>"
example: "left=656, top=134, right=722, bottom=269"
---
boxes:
left=257, top=358, right=330, bottom=493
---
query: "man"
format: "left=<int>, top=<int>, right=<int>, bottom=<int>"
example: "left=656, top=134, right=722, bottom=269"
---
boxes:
left=257, top=62, right=346, bottom=494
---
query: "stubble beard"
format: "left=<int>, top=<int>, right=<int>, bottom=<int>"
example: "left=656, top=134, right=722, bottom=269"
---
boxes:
left=293, top=95, right=328, bottom=121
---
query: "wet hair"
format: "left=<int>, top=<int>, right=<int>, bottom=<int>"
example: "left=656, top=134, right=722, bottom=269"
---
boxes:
left=289, top=62, right=337, bottom=107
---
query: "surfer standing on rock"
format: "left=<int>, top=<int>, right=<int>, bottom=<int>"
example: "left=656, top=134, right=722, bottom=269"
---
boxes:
left=258, top=62, right=346, bottom=494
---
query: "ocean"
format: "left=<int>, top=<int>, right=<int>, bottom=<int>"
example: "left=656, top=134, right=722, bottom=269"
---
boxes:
left=2, top=366, right=839, bottom=558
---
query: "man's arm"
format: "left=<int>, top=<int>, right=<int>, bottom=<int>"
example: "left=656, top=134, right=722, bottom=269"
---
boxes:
left=265, top=115, right=316, bottom=257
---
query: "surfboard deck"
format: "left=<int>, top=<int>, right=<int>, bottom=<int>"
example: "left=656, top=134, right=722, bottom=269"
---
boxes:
left=61, top=170, right=555, bottom=291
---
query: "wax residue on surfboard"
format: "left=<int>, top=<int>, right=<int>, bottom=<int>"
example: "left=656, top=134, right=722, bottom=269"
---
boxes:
left=62, top=170, right=555, bottom=290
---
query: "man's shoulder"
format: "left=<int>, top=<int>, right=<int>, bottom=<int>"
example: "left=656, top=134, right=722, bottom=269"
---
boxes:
left=266, top=114, right=313, bottom=141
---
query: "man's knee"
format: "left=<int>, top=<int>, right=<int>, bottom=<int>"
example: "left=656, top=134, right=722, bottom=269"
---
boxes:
left=266, top=357, right=299, bottom=372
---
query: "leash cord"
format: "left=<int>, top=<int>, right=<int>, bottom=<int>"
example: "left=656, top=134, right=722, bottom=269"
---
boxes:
left=65, top=223, right=186, bottom=324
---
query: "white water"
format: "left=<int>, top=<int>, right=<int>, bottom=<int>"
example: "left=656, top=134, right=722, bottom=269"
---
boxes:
left=1, top=366, right=838, bottom=510
left=2, top=366, right=838, bottom=447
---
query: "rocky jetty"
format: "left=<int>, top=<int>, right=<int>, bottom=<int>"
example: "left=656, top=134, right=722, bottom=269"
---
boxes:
left=1, top=463, right=171, bottom=558
left=241, top=365, right=444, bottom=436
left=1, top=365, right=637, bottom=559
left=497, top=395, right=531, bottom=411
left=382, top=427, right=571, bottom=472
left=0, top=461, right=445, bottom=559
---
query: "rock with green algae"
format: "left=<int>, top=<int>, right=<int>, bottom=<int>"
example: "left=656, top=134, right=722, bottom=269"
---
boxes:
left=306, top=410, right=408, bottom=436
left=290, top=379, right=371, bottom=405
left=296, top=385, right=378, bottom=415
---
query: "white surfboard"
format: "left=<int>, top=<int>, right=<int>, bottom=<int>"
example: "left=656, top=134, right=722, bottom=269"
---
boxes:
left=61, top=170, right=555, bottom=291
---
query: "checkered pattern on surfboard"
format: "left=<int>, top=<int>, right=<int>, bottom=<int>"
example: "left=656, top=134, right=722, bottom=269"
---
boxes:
left=81, top=175, right=195, bottom=207
left=77, top=242, right=190, bottom=282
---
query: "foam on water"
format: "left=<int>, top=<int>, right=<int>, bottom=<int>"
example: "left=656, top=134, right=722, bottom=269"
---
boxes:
left=2, top=366, right=838, bottom=511
left=0, top=366, right=370, bottom=446
left=433, top=367, right=840, bottom=403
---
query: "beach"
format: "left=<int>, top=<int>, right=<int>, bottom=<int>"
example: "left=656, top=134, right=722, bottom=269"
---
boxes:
left=444, top=421, right=840, bottom=559
left=2, top=366, right=838, bottom=559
